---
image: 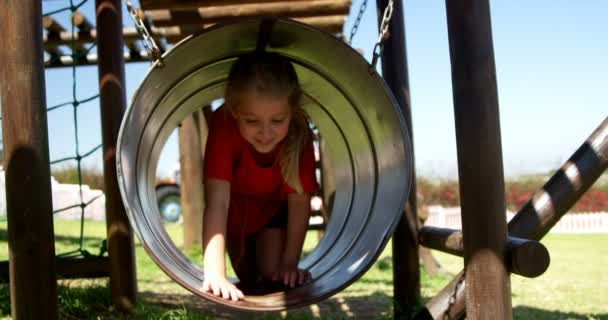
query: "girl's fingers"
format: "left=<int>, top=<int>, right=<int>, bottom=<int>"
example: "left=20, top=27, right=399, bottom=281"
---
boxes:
left=229, top=286, right=240, bottom=301
left=211, top=282, right=221, bottom=296
left=289, top=271, right=297, bottom=288
left=201, top=280, right=210, bottom=292
left=283, top=272, right=289, bottom=286
left=236, top=288, right=245, bottom=299
left=202, top=279, right=243, bottom=301
left=220, top=283, right=230, bottom=299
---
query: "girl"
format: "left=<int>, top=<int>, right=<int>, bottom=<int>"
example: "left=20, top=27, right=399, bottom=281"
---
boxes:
left=201, top=52, right=318, bottom=301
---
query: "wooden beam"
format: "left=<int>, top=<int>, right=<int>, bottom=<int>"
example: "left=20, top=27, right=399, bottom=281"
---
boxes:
left=42, top=15, right=66, bottom=59
left=160, top=15, right=345, bottom=43
left=45, top=51, right=151, bottom=68
left=375, top=1, right=419, bottom=318
left=140, top=0, right=311, bottom=11
left=0, top=1, right=58, bottom=318
left=43, top=27, right=174, bottom=47
left=72, top=11, right=94, bottom=33
left=43, top=16, right=344, bottom=51
left=446, top=0, right=512, bottom=317
left=147, top=0, right=351, bottom=26
left=95, top=0, right=137, bottom=312
left=419, top=227, right=550, bottom=278
left=43, top=15, right=89, bottom=55
left=178, top=111, right=205, bottom=251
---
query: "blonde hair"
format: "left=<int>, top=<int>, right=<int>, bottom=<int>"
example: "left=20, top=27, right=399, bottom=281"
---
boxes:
left=224, top=52, right=310, bottom=193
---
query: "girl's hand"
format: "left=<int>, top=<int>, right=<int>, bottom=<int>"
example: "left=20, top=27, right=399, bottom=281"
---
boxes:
left=271, top=264, right=311, bottom=288
left=201, top=275, right=244, bottom=302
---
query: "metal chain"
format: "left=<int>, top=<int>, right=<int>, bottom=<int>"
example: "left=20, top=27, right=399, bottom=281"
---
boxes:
left=370, top=0, right=395, bottom=69
left=122, top=0, right=163, bottom=65
left=348, top=0, right=368, bottom=44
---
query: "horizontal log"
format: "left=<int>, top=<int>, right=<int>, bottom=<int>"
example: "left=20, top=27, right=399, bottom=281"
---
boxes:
left=43, top=15, right=343, bottom=50
left=72, top=11, right=93, bottom=33
left=419, top=226, right=550, bottom=278
left=43, top=15, right=67, bottom=58
left=141, top=0, right=311, bottom=11
left=147, top=0, right=351, bottom=26
left=506, top=237, right=551, bottom=278
left=43, top=14, right=89, bottom=53
left=162, top=15, right=345, bottom=43
left=42, top=15, right=65, bottom=34
left=45, top=51, right=151, bottom=68
left=0, top=256, right=110, bottom=282
left=42, top=27, right=175, bottom=48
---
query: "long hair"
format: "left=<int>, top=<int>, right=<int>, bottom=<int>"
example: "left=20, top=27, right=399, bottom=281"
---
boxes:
left=224, top=52, right=310, bottom=193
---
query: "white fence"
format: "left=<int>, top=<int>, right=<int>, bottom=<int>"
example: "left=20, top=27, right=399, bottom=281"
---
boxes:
left=0, top=170, right=106, bottom=221
left=425, top=205, right=608, bottom=234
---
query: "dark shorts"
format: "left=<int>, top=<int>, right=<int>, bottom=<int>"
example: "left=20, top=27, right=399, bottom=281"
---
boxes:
left=227, top=203, right=288, bottom=290
left=263, top=204, right=288, bottom=229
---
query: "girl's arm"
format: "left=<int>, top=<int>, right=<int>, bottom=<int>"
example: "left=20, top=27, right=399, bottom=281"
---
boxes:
left=201, top=178, right=243, bottom=301
left=275, top=192, right=312, bottom=286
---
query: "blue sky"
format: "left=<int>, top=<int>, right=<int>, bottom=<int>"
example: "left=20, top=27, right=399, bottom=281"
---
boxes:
left=32, top=0, right=607, bottom=178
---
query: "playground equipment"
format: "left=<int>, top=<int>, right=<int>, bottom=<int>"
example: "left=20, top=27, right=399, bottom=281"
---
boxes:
left=116, top=18, right=413, bottom=310
left=0, top=0, right=606, bottom=319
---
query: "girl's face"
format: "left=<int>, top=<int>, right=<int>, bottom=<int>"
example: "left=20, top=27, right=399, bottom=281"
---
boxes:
left=232, top=92, right=292, bottom=154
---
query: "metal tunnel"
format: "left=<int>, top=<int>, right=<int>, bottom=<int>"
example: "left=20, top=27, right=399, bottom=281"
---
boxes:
left=117, top=18, right=412, bottom=311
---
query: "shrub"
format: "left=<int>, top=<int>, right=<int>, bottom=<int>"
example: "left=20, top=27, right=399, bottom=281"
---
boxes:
left=416, top=174, right=608, bottom=213
left=51, top=165, right=105, bottom=191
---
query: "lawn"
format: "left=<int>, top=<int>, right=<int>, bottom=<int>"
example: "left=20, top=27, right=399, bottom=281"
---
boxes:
left=0, top=219, right=606, bottom=319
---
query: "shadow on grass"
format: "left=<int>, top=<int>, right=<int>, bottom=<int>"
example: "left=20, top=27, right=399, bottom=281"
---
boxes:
left=0, top=282, right=604, bottom=320
left=0, top=227, right=105, bottom=246
left=513, top=306, right=607, bottom=320
left=141, top=290, right=395, bottom=320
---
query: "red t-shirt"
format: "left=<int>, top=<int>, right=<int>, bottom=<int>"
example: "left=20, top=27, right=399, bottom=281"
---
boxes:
left=203, top=107, right=318, bottom=240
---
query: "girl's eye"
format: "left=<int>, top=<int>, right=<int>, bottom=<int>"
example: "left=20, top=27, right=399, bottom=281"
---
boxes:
left=245, top=119, right=259, bottom=124
left=272, top=118, right=286, bottom=124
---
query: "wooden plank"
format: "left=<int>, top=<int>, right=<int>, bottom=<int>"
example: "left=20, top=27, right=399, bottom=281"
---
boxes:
left=419, top=227, right=550, bottom=278
left=147, top=0, right=351, bottom=26
left=72, top=11, right=94, bottom=33
left=43, top=27, right=169, bottom=47
left=374, top=0, right=420, bottom=318
left=161, top=15, right=345, bottom=43
left=445, top=1, right=511, bottom=318
left=42, top=15, right=66, bottom=59
left=43, top=15, right=89, bottom=56
left=0, top=1, right=58, bottom=318
left=95, top=0, right=137, bottom=312
left=178, top=111, right=205, bottom=251
left=141, top=0, right=311, bottom=11
left=43, top=16, right=344, bottom=50
left=44, top=51, right=151, bottom=68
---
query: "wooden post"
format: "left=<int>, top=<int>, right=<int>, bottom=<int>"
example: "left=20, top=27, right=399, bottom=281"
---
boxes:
left=376, top=0, right=421, bottom=317
left=418, top=118, right=608, bottom=320
left=179, top=111, right=206, bottom=251
left=0, top=2, right=58, bottom=318
left=95, top=0, right=137, bottom=311
left=445, top=1, right=512, bottom=319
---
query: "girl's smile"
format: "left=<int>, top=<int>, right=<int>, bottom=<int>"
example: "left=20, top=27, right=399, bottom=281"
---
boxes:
left=233, top=92, right=292, bottom=154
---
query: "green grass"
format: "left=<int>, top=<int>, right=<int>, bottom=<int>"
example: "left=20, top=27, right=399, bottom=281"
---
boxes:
left=0, top=219, right=606, bottom=319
